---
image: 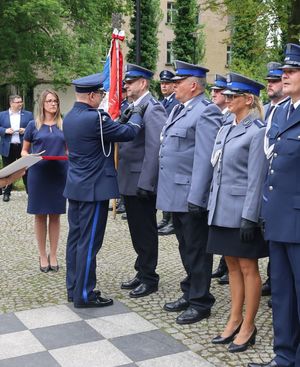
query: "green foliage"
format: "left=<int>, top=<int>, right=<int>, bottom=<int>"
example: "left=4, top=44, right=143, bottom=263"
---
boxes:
left=172, top=0, right=205, bottom=64
left=203, top=0, right=300, bottom=82
left=127, top=0, right=161, bottom=71
left=0, top=0, right=130, bottom=93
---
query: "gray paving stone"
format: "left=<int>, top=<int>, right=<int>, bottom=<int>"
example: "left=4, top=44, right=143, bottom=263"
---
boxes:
left=0, top=313, right=26, bottom=335
left=111, top=329, right=187, bottom=362
left=0, top=352, right=61, bottom=367
left=68, top=299, right=131, bottom=319
left=49, top=340, right=132, bottom=367
left=0, top=192, right=275, bottom=366
left=31, top=320, right=103, bottom=350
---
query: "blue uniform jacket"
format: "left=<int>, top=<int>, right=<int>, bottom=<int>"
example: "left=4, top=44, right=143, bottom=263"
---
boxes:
left=118, top=93, right=167, bottom=195
left=156, top=94, right=223, bottom=212
left=63, top=102, right=142, bottom=202
left=0, top=109, right=33, bottom=156
left=263, top=101, right=300, bottom=243
left=162, top=92, right=179, bottom=116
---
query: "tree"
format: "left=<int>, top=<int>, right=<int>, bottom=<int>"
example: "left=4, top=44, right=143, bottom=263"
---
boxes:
left=126, top=0, right=161, bottom=72
left=0, top=0, right=130, bottom=96
left=172, top=0, right=205, bottom=64
left=202, top=0, right=300, bottom=83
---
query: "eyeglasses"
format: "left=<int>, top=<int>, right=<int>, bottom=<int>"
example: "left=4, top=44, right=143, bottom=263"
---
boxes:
left=45, top=99, right=59, bottom=104
left=12, top=100, right=23, bottom=104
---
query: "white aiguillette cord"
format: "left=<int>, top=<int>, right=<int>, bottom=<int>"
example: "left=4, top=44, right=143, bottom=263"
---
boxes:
left=97, top=109, right=112, bottom=158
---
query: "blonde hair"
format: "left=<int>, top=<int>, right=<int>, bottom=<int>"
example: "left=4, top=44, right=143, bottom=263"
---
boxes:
left=244, top=93, right=264, bottom=120
left=35, top=89, right=63, bottom=130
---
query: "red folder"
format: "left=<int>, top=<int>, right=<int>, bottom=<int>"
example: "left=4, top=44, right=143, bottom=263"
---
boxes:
left=42, top=156, right=68, bottom=160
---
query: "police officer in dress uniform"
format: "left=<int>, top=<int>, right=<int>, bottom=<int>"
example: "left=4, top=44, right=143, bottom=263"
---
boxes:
left=157, top=69, right=179, bottom=236
left=119, top=64, right=168, bottom=298
left=63, top=72, right=145, bottom=308
left=261, top=62, right=290, bottom=304
left=207, top=73, right=268, bottom=353
left=156, top=60, right=223, bottom=324
left=210, top=74, right=234, bottom=285
left=248, top=43, right=300, bottom=367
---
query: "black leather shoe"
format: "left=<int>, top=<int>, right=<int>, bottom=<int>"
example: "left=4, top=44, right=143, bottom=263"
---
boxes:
left=129, top=283, right=158, bottom=298
left=248, top=360, right=279, bottom=367
left=261, top=280, right=271, bottom=296
left=228, top=327, right=257, bottom=353
left=68, top=290, right=101, bottom=303
left=211, top=267, right=227, bottom=278
left=158, top=223, right=175, bottom=236
left=3, top=194, right=10, bottom=202
left=163, top=297, right=189, bottom=312
left=74, top=295, right=113, bottom=308
left=157, top=218, right=168, bottom=229
left=176, top=307, right=211, bottom=325
left=212, top=322, right=242, bottom=344
left=116, top=204, right=126, bottom=214
left=268, top=298, right=272, bottom=308
left=121, top=276, right=141, bottom=290
left=39, top=257, right=50, bottom=273
left=218, top=272, right=229, bottom=285
left=48, top=255, right=59, bottom=272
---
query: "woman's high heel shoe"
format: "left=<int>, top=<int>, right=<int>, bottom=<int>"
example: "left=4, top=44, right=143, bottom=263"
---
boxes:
left=212, top=322, right=242, bottom=344
left=39, top=257, right=50, bottom=273
left=48, top=255, right=59, bottom=272
left=228, top=326, right=257, bottom=353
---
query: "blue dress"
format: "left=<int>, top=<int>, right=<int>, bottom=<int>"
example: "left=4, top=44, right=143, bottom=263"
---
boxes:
left=24, top=120, right=68, bottom=214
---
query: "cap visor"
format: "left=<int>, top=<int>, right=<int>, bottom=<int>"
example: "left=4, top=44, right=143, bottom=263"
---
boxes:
left=264, top=76, right=282, bottom=80
left=221, top=89, right=240, bottom=95
left=281, top=64, right=300, bottom=69
left=172, top=75, right=189, bottom=81
left=124, top=76, right=141, bottom=82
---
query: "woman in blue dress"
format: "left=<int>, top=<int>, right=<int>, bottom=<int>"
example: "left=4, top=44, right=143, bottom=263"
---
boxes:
left=22, top=89, right=67, bottom=273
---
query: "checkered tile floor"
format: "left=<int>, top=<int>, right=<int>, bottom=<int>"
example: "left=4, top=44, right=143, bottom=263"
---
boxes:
left=0, top=300, right=213, bottom=367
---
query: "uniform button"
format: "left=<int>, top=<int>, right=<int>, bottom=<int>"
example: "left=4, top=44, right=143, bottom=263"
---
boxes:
left=273, top=153, right=278, bottom=158
left=269, top=186, right=273, bottom=191
left=277, top=137, right=281, bottom=141
left=270, top=169, right=274, bottom=174
left=162, top=144, right=165, bottom=147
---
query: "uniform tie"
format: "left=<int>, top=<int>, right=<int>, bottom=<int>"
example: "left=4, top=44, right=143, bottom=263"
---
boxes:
left=162, top=98, right=168, bottom=107
left=289, top=103, right=295, bottom=118
left=265, top=105, right=275, bottom=121
left=172, top=103, right=184, bottom=120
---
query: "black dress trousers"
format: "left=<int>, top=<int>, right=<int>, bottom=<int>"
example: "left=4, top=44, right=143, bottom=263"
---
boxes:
left=124, top=195, right=159, bottom=287
left=173, top=211, right=215, bottom=311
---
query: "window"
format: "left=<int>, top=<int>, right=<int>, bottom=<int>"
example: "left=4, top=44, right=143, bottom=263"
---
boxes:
left=167, top=2, right=176, bottom=24
left=226, top=45, right=232, bottom=67
left=166, top=41, right=174, bottom=65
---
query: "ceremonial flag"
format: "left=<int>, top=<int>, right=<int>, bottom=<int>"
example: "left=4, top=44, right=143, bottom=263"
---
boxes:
left=103, top=29, right=125, bottom=120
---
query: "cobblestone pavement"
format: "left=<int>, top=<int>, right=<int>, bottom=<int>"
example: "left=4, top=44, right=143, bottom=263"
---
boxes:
left=0, top=192, right=274, bottom=367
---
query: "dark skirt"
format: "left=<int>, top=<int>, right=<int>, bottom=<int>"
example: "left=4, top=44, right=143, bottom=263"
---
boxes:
left=27, top=160, right=67, bottom=215
left=207, top=225, right=269, bottom=259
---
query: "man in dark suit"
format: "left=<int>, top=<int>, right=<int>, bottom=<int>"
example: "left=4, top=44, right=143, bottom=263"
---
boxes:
left=157, top=69, right=179, bottom=236
left=248, top=43, right=300, bottom=367
left=63, top=72, right=145, bottom=308
left=119, top=64, right=168, bottom=298
left=156, top=60, right=222, bottom=324
left=0, top=95, right=33, bottom=201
